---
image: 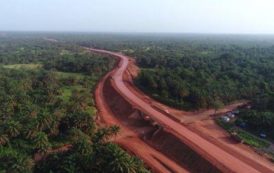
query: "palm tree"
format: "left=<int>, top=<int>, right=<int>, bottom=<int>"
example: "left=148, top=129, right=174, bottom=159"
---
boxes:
left=5, top=120, right=21, bottom=137
left=0, top=146, right=34, bottom=173
left=36, top=111, right=53, bottom=131
left=213, top=99, right=224, bottom=115
left=48, top=119, right=59, bottom=136
left=68, top=91, right=84, bottom=112
left=0, top=134, right=9, bottom=145
left=24, top=121, right=38, bottom=140
left=72, top=112, right=95, bottom=135
left=68, top=128, right=90, bottom=144
left=73, top=138, right=92, bottom=155
left=92, top=127, right=116, bottom=144
left=25, top=129, right=37, bottom=140
left=106, top=143, right=138, bottom=173
left=109, top=125, right=120, bottom=137
left=33, top=132, right=51, bottom=154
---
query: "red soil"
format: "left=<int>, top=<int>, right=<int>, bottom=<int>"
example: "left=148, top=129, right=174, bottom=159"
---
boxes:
left=94, top=54, right=189, bottom=173
left=91, top=48, right=274, bottom=173
left=125, top=57, right=274, bottom=172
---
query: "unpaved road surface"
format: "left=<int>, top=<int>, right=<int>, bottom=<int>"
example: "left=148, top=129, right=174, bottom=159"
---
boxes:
left=94, top=49, right=189, bottom=173
left=125, top=58, right=274, bottom=171
left=91, top=48, right=274, bottom=173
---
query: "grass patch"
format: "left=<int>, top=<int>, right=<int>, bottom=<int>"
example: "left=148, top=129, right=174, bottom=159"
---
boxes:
left=3, top=63, right=42, bottom=70
left=121, top=49, right=135, bottom=54
left=55, top=71, right=89, bottom=102
left=85, top=106, right=96, bottom=115
left=59, top=85, right=83, bottom=102
left=235, top=128, right=271, bottom=148
left=58, top=85, right=96, bottom=115
left=216, top=118, right=271, bottom=148
left=54, top=71, right=85, bottom=80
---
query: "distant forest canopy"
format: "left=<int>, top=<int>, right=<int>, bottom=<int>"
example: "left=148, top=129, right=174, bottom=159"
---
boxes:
left=43, top=33, right=274, bottom=138
left=23, top=32, right=274, bottom=110
left=36, top=32, right=274, bottom=140
left=0, top=36, right=149, bottom=173
left=134, top=44, right=274, bottom=109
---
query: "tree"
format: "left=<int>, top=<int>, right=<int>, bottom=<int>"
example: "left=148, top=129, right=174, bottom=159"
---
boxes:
left=0, top=135, right=9, bottom=145
left=0, top=147, right=33, bottom=173
left=107, top=144, right=138, bottom=173
left=24, top=121, right=38, bottom=140
left=72, top=138, right=93, bottom=156
left=94, top=143, right=148, bottom=173
left=4, top=120, right=21, bottom=138
left=92, top=126, right=120, bottom=145
left=36, top=111, right=53, bottom=131
left=212, top=99, right=224, bottom=115
left=33, top=132, right=51, bottom=154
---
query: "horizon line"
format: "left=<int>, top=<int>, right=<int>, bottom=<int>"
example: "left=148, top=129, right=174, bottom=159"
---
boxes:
left=2, top=30, right=274, bottom=36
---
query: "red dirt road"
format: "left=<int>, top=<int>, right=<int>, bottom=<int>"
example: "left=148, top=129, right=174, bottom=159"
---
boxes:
left=91, top=48, right=274, bottom=173
left=124, top=58, right=274, bottom=172
left=125, top=59, right=274, bottom=171
left=94, top=49, right=189, bottom=173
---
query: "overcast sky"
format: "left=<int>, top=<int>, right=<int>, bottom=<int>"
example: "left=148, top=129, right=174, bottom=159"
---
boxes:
left=0, top=0, right=274, bottom=34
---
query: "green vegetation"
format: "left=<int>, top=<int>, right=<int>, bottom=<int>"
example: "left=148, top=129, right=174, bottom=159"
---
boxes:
left=2, top=32, right=274, bottom=171
left=215, top=118, right=233, bottom=131
left=0, top=35, right=149, bottom=173
left=134, top=47, right=274, bottom=110
left=235, top=109, right=274, bottom=139
left=50, top=32, right=274, bottom=149
left=236, top=129, right=270, bottom=148
left=55, top=71, right=86, bottom=79
left=3, top=63, right=42, bottom=70
left=216, top=118, right=270, bottom=148
left=66, top=34, right=274, bottom=111
left=59, top=85, right=82, bottom=102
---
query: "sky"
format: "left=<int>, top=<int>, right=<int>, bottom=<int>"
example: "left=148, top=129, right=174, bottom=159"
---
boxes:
left=0, top=0, right=274, bottom=34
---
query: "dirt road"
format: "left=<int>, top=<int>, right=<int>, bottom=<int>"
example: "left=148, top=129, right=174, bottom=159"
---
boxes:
left=94, top=49, right=189, bottom=173
left=124, top=57, right=274, bottom=172
left=91, top=48, right=274, bottom=173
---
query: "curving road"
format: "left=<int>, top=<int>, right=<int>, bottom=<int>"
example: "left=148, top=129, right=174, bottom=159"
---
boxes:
left=93, top=48, right=189, bottom=173
left=91, top=48, right=274, bottom=173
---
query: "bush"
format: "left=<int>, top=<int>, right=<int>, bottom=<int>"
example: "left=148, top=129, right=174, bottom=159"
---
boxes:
left=233, top=129, right=270, bottom=148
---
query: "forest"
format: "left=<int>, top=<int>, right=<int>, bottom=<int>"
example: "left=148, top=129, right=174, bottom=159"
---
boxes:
left=34, top=35, right=274, bottom=105
left=48, top=33, right=274, bottom=142
left=0, top=35, right=149, bottom=173
left=1, top=32, right=274, bottom=171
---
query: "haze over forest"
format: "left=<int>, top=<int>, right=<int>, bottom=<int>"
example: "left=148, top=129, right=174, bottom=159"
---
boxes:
left=1, top=0, right=274, bottom=34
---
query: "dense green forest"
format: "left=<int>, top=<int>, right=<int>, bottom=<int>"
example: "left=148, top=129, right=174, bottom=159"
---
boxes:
left=36, top=33, right=274, bottom=110
left=29, top=33, right=274, bottom=109
left=234, top=95, right=274, bottom=141
left=44, top=32, right=274, bottom=141
left=0, top=35, right=149, bottom=173
left=1, top=32, right=274, bottom=170
left=134, top=46, right=274, bottom=109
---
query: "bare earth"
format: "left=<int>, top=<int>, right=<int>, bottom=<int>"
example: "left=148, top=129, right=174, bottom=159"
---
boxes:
left=91, top=48, right=274, bottom=173
left=94, top=51, right=189, bottom=173
left=125, top=58, right=274, bottom=172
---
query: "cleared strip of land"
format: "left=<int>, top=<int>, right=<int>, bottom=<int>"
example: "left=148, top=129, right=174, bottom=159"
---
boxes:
left=91, top=48, right=274, bottom=173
